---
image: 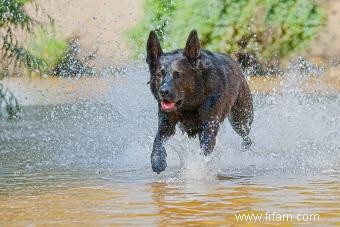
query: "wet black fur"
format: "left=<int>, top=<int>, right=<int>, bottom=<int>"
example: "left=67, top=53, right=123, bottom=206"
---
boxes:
left=146, top=30, right=254, bottom=174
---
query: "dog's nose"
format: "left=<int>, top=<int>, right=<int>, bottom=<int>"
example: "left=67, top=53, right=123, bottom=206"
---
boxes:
left=160, top=87, right=170, bottom=96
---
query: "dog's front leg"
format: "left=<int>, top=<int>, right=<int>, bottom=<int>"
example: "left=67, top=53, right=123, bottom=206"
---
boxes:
left=151, top=113, right=176, bottom=174
left=199, top=119, right=220, bottom=156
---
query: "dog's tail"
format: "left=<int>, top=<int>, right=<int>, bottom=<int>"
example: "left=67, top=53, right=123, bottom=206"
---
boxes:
left=235, top=52, right=265, bottom=76
left=235, top=52, right=280, bottom=76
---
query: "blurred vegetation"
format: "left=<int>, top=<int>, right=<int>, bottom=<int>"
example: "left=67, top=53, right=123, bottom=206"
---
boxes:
left=0, top=0, right=95, bottom=118
left=128, top=0, right=325, bottom=70
left=25, top=26, right=67, bottom=74
left=0, top=0, right=48, bottom=75
left=26, top=28, right=96, bottom=77
left=1, top=0, right=96, bottom=76
left=0, top=0, right=38, bottom=118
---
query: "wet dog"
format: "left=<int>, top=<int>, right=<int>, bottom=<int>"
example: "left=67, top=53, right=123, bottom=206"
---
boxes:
left=146, top=30, right=253, bottom=174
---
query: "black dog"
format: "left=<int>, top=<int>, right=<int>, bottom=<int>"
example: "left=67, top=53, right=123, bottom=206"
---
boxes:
left=146, top=30, right=253, bottom=174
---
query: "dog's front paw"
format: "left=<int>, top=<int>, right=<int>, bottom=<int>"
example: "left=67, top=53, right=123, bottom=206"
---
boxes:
left=151, top=153, right=167, bottom=174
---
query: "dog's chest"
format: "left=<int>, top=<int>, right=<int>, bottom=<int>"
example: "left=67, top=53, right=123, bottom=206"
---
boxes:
left=177, top=110, right=201, bottom=137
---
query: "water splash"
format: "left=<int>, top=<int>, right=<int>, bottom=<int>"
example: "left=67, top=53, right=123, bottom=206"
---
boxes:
left=214, top=59, right=339, bottom=177
left=0, top=60, right=339, bottom=184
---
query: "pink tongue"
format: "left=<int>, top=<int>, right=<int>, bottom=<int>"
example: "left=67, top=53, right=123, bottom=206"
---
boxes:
left=161, top=101, right=175, bottom=111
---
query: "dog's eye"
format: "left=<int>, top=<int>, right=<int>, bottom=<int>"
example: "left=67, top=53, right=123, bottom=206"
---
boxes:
left=156, top=69, right=166, bottom=79
left=155, top=72, right=162, bottom=78
left=173, top=71, right=180, bottom=79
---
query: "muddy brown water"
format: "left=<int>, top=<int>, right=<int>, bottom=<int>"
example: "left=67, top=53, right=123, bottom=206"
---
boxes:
left=0, top=65, right=339, bottom=226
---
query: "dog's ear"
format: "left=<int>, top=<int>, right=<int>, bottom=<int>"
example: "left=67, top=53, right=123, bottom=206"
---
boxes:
left=146, top=31, right=163, bottom=65
left=184, top=30, right=200, bottom=65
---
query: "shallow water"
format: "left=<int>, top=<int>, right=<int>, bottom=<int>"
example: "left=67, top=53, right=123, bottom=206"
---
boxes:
left=0, top=64, right=339, bottom=226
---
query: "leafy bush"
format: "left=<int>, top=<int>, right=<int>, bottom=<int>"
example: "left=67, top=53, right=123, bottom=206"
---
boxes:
left=0, top=1, right=96, bottom=118
left=26, top=27, right=67, bottom=74
left=0, top=0, right=48, bottom=74
left=26, top=28, right=96, bottom=77
left=1, top=0, right=93, bottom=77
left=0, top=0, right=38, bottom=118
left=0, top=0, right=31, bottom=28
left=128, top=0, right=325, bottom=63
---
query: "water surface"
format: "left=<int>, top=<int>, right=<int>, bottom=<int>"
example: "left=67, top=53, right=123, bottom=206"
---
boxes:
left=0, top=65, right=339, bottom=226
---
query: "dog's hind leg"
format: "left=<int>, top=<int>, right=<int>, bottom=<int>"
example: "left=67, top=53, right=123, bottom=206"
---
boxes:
left=199, top=119, right=220, bottom=156
left=228, top=81, right=254, bottom=149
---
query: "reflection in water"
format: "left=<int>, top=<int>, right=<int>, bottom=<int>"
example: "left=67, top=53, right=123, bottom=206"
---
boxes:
left=0, top=175, right=339, bottom=225
left=0, top=64, right=339, bottom=225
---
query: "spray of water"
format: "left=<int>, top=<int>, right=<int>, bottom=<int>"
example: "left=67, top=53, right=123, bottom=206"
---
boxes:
left=0, top=60, right=339, bottom=183
left=107, top=60, right=339, bottom=180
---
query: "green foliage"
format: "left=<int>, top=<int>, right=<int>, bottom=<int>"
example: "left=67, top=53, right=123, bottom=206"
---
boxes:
left=0, top=1, right=88, bottom=77
left=0, top=0, right=95, bottom=118
left=128, top=0, right=176, bottom=53
left=0, top=0, right=47, bottom=75
left=128, top=0, right=325, bottom=61
left=0, top=0, right=32, bottom=29
left=2, top=30, right=48, bottom=73
left=26, top=27, right=67, bottom=73
left=0, top=0, right=36, bottom=118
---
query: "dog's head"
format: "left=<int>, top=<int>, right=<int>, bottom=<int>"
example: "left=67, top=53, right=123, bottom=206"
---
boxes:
left=146, top=30, right=202, bottom=112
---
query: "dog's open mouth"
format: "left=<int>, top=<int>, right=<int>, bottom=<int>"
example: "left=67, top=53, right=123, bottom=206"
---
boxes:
left=161, top=100, right=183, bottom=112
